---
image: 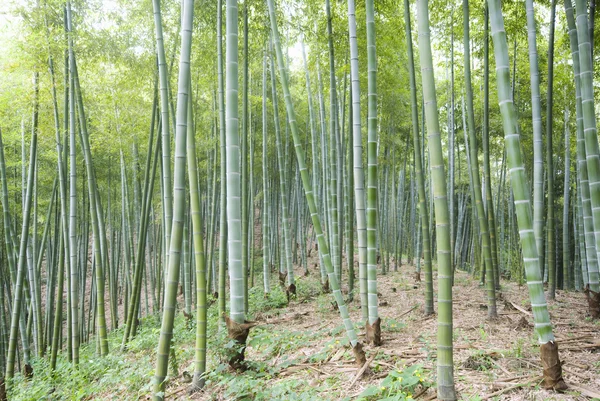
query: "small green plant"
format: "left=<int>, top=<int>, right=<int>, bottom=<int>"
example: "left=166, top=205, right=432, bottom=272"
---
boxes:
left=315, top=293, right=333, bottom=315
left=512, top=337, right=525, bottom=358
left=295, top=275, right=322, bottom=299
left=463, top=351, right=499, bottom=371
left=478, top=324, right=488, bottom=341
left=248, top=285, right=288, bottom=313
left=357, top=364, right=431, bottom=401
left=249, top=327, right=313, bottom=358
left=384, top=318, right=405, bottom=333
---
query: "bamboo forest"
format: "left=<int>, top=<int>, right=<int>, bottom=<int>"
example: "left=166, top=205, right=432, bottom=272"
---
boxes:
left=2, top=0, right=600, bottom=399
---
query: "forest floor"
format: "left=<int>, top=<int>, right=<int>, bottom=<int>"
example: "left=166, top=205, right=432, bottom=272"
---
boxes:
left=10, top=259, right=600, bottom=400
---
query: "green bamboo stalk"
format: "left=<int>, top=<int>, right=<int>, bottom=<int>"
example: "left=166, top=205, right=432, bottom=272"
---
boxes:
left=483, top=4, right=500, bottom=291
left=66, top=1, right=79, bottom=365
left=267, top=0, right=362, bottom=358
left=415, top=0, right=456, bottom=397
left=525, top=0, right=545, bottom=272
left=120, top=151, right=133, bottom=320
left=47, top=39, right=69, bottom=368
left=346, top=86, right=355, bottom=300
left=563, top=109, right=572, bottom=290
left=217, top=0, right=227, bottom=326
left=487, top=0, right=566, bottom=390
left=404, top=0, right=434, bottom=315
left=33, top=179, right=57, bottom=355
left=316, top=58, right=329, bottom=287
left=325, top=0, right=340, bottom=283
left=28, top=167, right=42, bottom=357
left=545, top=0, right=557, bottom=299
left=573, top=0, right=600, bottom=293
left=5, top=72, right=39, bottom=379
left=73, top=57, right=109, bottom=355
left=153, top=0, right=194, bottom=397
left=225, top=0, right=244, bottom=326
left=0, top=131, right=30, bottom=373
left=448, top=13, right=455, bottom=276
left=249, top=104, right=256, bottom=289
left=241, top=3, right=249, bottom=314
left=50, top=220, right=65, bottom=370
left=187, top=89, right=207, bottom=392
left=463, top=0, right=497, bottom=317
left=564, top=0, right=598, bottom=291
left=152, top=0, right=173, bottom=276
left=183, top=201, right=191, bottom=314
left=262, top=50, right=270, bottom=295
left=122, top=110, right=160, bottom=347
left=365, top=0, right=379, bottom=334
left=269, top=46, right=294, bottom=293
left=347, top=0, right=368, bottom=320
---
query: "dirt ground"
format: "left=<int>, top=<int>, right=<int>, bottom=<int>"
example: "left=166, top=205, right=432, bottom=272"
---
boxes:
left=177, top=258, right=600, bottom=401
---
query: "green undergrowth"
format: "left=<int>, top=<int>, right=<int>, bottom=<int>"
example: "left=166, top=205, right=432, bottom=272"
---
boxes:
left=8, top=310, right=201, bottom=400
left=8, top=272, right=427, bottom=400
left=357, top=364, right=431, bottom=401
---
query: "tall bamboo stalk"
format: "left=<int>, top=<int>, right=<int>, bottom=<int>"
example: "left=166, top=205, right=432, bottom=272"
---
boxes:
left=365, top=0, right=380, bottom=339
left=267, top=0, right=363, bottom=361
left=217, top=0, right=227, bottom=326
left=152, top=0, right=173, bottom=279
left=5, top=72, right=39, bottom=379
left=564, top=0, right=598, bottom=293
left=347, top=0, right=368, bottom=320
left=463, top=0, right=497, bottom=317
left=487, top=0, right=567, bottom=390
left=525, top=0, right=544, bottom=271
left=269, top=46, right=294, bottom=293
left=404, top=0, right=434, bottom=315
left=262, top=49, right=270, bottom=295
left=73, top=58, right=109, bottom=355
left=415, top=0, right=456, bottom=397
left=546, top=0, right=557, bottom=299
left=153, top=0, right=194, bottom=397
left=573, top=0, right=600, bottom=293
left=563, top=109, right=572, bottom=290
left=187, top=90, right=207, bottom=391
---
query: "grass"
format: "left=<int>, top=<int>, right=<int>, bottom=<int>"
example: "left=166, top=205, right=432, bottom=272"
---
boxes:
left=8, top=308, right=208, bottom=401
left=7, top=272, right=356, bottom=401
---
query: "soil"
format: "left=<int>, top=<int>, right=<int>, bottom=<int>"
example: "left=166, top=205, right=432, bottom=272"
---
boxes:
left=170, top=260, right=600, bottom=400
